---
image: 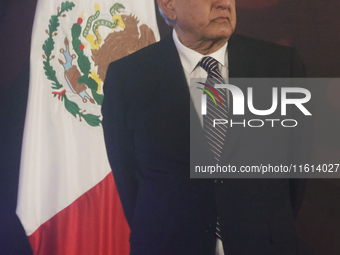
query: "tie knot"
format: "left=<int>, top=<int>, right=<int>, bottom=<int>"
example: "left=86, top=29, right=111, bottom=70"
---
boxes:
left=198, top=56, right=219, bottom=74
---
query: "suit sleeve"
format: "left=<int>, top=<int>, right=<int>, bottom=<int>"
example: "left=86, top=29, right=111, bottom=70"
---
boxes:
left=289, top=48, right=310, bottom=220
left=102, top=62, right=138, bottom=226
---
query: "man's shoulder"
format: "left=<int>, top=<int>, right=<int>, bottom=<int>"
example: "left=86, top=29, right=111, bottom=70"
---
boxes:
left=230, top=34, right=294, bottom=56
left=107, top=34, right=174, bottom=73
left=104, top=34, right=179, bottom=99
left=229, top=34, right=305, bottom=77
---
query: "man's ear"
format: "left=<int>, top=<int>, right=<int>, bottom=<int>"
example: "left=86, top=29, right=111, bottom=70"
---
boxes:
left=157, top=0, right=177, bottom=21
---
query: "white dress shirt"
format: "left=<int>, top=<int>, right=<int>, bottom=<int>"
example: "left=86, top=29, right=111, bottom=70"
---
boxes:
left=173, top=29, right=227, bottom=255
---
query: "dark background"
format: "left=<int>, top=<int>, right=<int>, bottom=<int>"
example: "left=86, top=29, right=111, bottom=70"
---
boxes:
left=1, top=0, right=339, bottom=254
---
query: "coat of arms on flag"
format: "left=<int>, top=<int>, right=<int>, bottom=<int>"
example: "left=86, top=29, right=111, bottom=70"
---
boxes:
left=42, top=1, right=156, bottom=126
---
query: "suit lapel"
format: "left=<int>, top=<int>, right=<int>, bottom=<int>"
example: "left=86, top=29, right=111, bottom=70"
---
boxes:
left=228, top=34, right=255, bottom=78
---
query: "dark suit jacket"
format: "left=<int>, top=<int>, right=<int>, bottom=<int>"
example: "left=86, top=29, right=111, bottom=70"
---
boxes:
left=102, top=33, right=309, bottom=255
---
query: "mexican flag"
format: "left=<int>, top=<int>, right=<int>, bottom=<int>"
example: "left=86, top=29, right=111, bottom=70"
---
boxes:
left=16, top=1, right=159, bottom=254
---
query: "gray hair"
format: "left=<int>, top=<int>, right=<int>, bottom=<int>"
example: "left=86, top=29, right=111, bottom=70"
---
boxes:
left=158, top=5, right=176, bottom=27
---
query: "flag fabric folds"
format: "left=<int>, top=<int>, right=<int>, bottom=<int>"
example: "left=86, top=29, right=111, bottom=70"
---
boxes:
left=17, top=1, right=159, bottom=254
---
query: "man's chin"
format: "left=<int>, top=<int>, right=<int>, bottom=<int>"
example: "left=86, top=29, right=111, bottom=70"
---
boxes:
left=207, top=30, right=234, bottom=42
left=207, top=24, right=235, bottom=40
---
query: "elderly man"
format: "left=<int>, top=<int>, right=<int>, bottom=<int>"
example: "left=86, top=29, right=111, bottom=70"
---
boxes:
left=102, top=0, right=307, bottom=254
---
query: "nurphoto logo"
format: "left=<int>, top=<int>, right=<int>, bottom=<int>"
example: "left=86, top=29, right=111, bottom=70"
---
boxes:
left=196, top=82, right=312, bottom=128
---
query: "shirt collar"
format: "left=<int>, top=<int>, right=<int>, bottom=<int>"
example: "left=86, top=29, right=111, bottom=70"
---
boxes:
left=173, top=29, right=228, bottom=74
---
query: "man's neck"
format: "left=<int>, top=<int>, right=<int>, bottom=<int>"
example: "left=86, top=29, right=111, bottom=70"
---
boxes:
left=174, top=28, right=229, bottom=55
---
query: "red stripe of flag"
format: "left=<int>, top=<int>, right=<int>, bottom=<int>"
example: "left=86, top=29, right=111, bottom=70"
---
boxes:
left=28, top=173, right=130, bottom=255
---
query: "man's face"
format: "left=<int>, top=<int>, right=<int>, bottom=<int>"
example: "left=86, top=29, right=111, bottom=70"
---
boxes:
left=172, top=0, right=236, bottom=44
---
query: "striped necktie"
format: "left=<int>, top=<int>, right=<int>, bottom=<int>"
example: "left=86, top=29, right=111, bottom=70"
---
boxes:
left=198, top=56, right=229, bottom=162
left=198, top=56, right=228, bottom=240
